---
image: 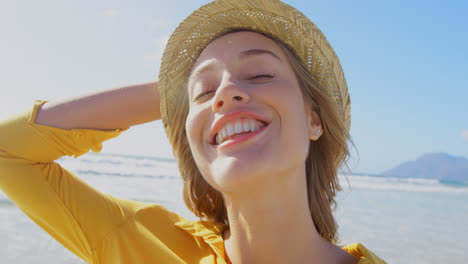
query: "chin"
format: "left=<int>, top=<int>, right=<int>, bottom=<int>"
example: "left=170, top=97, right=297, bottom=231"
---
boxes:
left=205, top=155, right=274, bottom=193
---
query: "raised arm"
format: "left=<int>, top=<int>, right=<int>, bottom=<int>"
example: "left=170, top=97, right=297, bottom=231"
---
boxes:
left=0, top=81, right=161, bottom=262
left=35, top=81, right=160, bottom=131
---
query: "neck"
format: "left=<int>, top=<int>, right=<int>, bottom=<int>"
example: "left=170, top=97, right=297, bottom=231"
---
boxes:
left=221, top=165, right=333, bottom=264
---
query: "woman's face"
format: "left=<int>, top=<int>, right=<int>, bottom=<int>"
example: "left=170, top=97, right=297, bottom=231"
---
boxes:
left=185, top=31, right=320, bottom=193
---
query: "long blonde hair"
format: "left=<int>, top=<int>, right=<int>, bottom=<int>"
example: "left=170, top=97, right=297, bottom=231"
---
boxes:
left=167, top=31, right=352, bottom=243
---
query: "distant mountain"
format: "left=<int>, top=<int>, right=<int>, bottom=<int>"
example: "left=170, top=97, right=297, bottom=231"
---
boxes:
left=382, top=152, right=468, bottom=182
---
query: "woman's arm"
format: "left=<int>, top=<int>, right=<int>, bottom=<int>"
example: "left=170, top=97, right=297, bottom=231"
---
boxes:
left=0, top=81, right=160, bottom=261
left=35, top=81, right=160, bottom=131
left=0, top=99, right=132, bottom=262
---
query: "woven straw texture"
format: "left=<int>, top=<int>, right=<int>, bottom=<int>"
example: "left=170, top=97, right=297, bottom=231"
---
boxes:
left=158, top=0, right=350, bottom=139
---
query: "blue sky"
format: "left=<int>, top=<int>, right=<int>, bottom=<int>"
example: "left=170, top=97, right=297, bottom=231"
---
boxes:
left=1, top=0, right=467, bottom=174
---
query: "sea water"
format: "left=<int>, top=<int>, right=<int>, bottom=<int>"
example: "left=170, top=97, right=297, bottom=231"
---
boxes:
left=1, top=153, right=467, bottom=263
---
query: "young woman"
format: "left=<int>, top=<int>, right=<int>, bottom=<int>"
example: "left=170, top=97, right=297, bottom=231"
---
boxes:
left=0, top=0, right=386, bottom=263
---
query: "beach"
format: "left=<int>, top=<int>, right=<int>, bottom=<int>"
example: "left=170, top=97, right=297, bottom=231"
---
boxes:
left=1, top=153, right=467, bottom=263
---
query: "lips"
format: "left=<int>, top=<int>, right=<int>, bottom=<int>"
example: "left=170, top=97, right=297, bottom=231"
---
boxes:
left=210, top=110, right=271, bottom=145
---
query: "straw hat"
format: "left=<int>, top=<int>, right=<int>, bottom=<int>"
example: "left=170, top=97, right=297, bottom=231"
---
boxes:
left=158, top=0, right=350, bottom=139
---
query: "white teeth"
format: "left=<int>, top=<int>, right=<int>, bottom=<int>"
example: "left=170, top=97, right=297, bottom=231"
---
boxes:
left=221, top=128, right=227, bottom=140
left=249, top=119, right=255, bottom=132
left=215, top=118, right=266, bottom=145
left=243, top=120, right=250, bottom=132
left=234, top=121, right=242, bottom=133
left=226, top=123, right=234, bottom=136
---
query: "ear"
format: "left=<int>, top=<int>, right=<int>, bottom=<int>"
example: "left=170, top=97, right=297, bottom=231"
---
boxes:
left=306, top=109, right=322, bottom=141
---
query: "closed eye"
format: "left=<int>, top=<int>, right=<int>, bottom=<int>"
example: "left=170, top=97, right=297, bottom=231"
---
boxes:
left=248, top=74, right=275, bottom=84
left=194, top=74, right=274, bottom=102
left=194, top=90, right=214, bottom=102
left=249, top=74, right=275, bottom=80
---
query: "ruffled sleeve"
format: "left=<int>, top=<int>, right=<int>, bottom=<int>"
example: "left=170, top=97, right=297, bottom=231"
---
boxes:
left=175, top=218, right=228, bottom=264
left=342, top=243, right=387, bottom=264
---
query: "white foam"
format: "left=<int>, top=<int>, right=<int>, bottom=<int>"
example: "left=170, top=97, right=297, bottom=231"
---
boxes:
left=339, top=174, right=468, bottom=193
left=3, top=155, right=467, bottom=205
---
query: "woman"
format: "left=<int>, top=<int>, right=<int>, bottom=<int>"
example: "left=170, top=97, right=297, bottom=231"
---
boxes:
left=0, top=0, right=385, bottom=263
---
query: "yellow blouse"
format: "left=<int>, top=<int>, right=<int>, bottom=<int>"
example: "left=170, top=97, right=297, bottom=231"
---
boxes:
left=0, top=101, right=386, bottom=264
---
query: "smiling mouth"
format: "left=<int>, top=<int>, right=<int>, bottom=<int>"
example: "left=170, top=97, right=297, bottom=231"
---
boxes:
left=213, top=119, right=268, bottom=145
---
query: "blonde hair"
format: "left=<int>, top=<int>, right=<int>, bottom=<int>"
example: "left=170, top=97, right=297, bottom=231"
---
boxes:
left=279, top=40, right=352, bottom=243
left=167, top=31, right=351, bottom=243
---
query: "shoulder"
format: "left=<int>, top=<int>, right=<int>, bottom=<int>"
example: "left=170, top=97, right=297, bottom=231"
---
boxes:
left=106, top=199, right=226, bottom=257
left=342, top=243, right=387, bottom=264
left=91, top=199, right=223, bottom=261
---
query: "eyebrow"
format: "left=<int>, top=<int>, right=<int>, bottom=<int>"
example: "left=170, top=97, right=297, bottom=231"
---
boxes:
left=239, top=49, right=281, bottom=61
left=190, top=59, right=217, bottom=80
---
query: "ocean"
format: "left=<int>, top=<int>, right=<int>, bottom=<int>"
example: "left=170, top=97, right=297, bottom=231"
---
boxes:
left=1, top=153, right=467, bottom=263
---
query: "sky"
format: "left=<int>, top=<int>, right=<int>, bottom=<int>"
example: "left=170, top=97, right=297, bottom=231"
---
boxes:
left=1, top=0, right=467, bottom=174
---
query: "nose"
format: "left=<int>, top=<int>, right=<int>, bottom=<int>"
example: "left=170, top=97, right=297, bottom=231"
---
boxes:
left=212, top=76, right=250, bottom=113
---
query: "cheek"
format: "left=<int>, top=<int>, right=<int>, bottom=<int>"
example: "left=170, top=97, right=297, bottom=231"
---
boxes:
left=185, top=111, right=197, bottom=148
left=275, top=80, right=307, bottom=122
left=185, top=110, right=205, bottom=159
left=185, top=113, right=220, bottom=189
left=185, top=109, right=213, bottom=175
left=274, top=80, right=310, bottom=146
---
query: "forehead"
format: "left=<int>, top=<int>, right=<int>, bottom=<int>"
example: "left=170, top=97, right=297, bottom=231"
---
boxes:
left=193, top=31, right=284, bottom=68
